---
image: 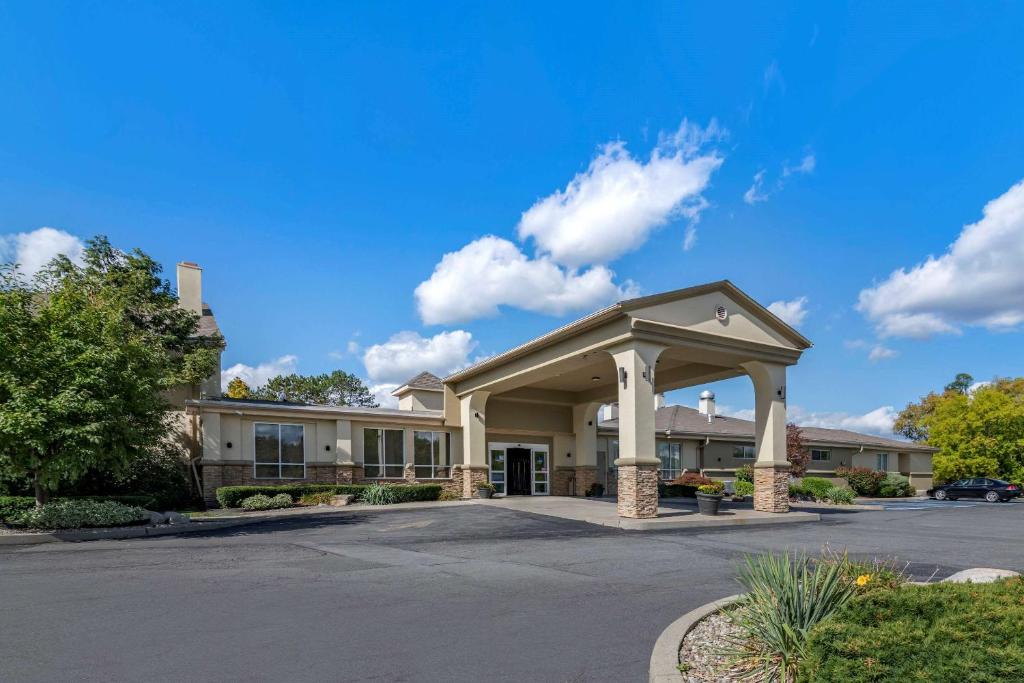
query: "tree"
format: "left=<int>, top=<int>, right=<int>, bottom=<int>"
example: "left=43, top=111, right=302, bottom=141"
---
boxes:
left=0, top=237, right=221, bottom=505
left=787, top=422, right=810, bottom=478
left=226, top=377, right=252, bottom=399
left=252, top=370, right=378, bottom=407
left=896, top=374, right=1024, bottom=484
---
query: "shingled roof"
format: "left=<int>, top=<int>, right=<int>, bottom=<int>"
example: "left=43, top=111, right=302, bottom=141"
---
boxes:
left=599, top=404, right=935, bottom=453
left=393, top=371, right=444, bottom=394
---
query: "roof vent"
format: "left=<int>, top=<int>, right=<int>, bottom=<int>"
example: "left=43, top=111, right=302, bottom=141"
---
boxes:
left=715, top=305, right=728, bottom=321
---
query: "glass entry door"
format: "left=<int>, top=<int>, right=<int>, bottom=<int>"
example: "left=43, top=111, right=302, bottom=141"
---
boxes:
left=488, top=442, right=549, bottom=496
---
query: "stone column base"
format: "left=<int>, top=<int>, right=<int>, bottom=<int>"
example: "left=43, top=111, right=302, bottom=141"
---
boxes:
left=754, top=463, right=790, bottom=513
left=337, top=462, right=356, bottom=484
left=574, top=466, right=598, bottom=497
left=458, top=464, right=489, bottom=499
left=616, top=463, right=659, bottom=518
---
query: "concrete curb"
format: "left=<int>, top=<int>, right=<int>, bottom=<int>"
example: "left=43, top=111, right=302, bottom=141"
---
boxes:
left=649, top=594, right=741, bottom=683
left=0, top=500, right=476, bottom=547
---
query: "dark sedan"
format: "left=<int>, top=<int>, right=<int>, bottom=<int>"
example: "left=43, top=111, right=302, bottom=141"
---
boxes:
left=930, top=478, right=1021, bottom=502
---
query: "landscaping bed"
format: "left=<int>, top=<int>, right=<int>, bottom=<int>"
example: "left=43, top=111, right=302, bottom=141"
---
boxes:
left=674, top=551, right=1024, bottom=682
left=215, top=482, right=443, bottom=510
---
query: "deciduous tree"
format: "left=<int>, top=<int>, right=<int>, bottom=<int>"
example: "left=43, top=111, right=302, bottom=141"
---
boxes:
left=252, top=370, right=378, bottom=407
left=787, top=423, right=810, bottom=478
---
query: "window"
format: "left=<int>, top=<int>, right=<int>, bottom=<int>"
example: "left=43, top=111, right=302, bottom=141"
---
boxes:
left=413, top=431, right=451, bottom=479
left=364, top=428, right=404, bottom=478
left=657, top=441, right=681, bottom=480
left=876, top=453, right=889, bottom=472
left=533, top=449, right=549, bottom=495
left=489, top=448, right=505, bottom=494
left=254, top=423, right=305, bottom=479
left=811, top=449, right=831, bottom=462
left=733, top=444, right=756, bottom=460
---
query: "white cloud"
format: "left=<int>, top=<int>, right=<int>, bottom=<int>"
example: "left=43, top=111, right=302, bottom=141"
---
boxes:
left=767, top=296, right=808, bottom=326
left=363, top=330, right=478, bottom=385
left=516, top=120, right=724, bottom=268
left=858, top=178, right=1024, bottom=338
left=743, top=170, right=768, bottom=205
left=783, top=154, right=816, bottom=177
left=222, top=354, right=298, bottom=388
left=867, top=345, right=898, bottom=362
left=790, top=405, right=898, bottom=436
left=0, top=227, right=85, bottom=277
left=763, top=61, right=785, bottom=93
left=369, top=383, right=400, bottom=409
left=415, top=236, right=638, bottom=325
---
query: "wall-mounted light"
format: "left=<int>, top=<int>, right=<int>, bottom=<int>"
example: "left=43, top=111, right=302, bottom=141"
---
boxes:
left=566, top=452, right=572, bottom=459
left=226, top=441, right=233, bottom=449
left=619, top=367, right=628, bottom=389
left=325, top=445, right=331, bottom=452
left=591, top=376, right=601, bottom=382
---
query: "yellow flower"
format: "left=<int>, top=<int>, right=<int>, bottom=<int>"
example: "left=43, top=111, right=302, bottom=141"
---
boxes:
left=856, top=574, right=872, bottom=587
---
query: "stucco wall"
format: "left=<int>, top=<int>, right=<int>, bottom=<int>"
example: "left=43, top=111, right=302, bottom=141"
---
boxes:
left=486, top=399, right=573, bottom=434
left=397, top=389, right=444, bottom=411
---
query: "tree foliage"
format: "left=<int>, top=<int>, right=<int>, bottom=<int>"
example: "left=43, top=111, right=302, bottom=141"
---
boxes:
left=226, top=377, right=251, bottom=399
left=896, top=374, right=1024, bottom=484
left=251, top=370, right=378, bottom=407
left=787, top=422, right=810, bottom=478
left=0, top=237, right=221, bottom=504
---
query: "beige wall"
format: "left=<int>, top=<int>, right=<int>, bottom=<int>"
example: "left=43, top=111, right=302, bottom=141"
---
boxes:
left=397, top=389, right=444, bottom=411
left=634, top=291, right=794, bottom=348
left=486, top=399, right=573, bottom=435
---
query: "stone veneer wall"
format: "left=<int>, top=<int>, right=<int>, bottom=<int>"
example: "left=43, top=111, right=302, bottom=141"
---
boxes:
left=573, top=466, right=598, bottom=496
left=753, top=464, right=790, bottom=512
left=615, top=464, right=659, bottom=518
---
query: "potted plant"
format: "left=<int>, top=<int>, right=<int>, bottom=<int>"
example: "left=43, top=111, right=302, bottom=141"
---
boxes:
left=477, top=481, right=496, bottom=499
left=695, top=482, right=725, bottom=516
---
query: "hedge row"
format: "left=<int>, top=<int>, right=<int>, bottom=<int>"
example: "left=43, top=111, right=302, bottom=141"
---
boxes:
left=0, top=494, right=159, bottom=524
left=798, top=578, right=1024, bottom=681
left=215, top=483, right=443, bottom=509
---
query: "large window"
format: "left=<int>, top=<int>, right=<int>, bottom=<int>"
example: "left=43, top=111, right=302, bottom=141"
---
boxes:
left=811, top=449, right=831, bottom=462
left=489, top=448, right=505, bottom=494
left=657, top=441, right=681, bottom=480
left=413, top=431, right=451, bottom=479
left=533, top=449, right=549, bottom=495
left=733, top=444, right=756, bottom=460
left=254, top=423, right=305, bottom=479
left=364, top=428, right=405, bottom=478
left=876, top=453, right=889, bottom=472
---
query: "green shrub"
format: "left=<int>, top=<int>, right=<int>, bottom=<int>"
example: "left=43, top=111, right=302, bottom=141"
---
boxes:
left=735, top=480, right=754, bottom=497
left=0, top=496, right=36, bottom=524
left=788, top=482, right=807, bottom=498
left=585, top=482, right=605, bottom=497
left=878, top=472, right=915, bottom=498
left=298, top=491, right=335, bottom=506
left=362, top=482, right=398, bottom=505
left=836, top=466, right=885, bottom=496
left=797, top=578, right=1024, bottom=682
left=438, top=490, right=461, bottom=501
left=800, top=477, right=835, bottom=500
left=662, top=472, right=714, bottom=498
left=215, top=483, right=442, bottom=508
left=823, top=487, right=855, bottom=505
left=14, top=500, right=148, bottom=529
left=240, top=493, right=293, bottom=511
left=726, top=552, right=857, bottom=682
left=698, top=482, right=725, bottom=495
left=477, top=481, right=496, bottom=492
left=736, top=464, right=754, bottom=483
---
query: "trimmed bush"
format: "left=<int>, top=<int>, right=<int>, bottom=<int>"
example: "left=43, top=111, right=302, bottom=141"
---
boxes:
left=215, top=483, right=443, bottom=508
left=0, top=496, right=36, bottom=524
left=13, top=500, right=148, bottom=529
left=798, top=578, right=1024, bottom=682
left=836, top=466, right=885, bottom=497
left=878, top=472, right=915, bottom=498
left=662, top=472, right=715, bottom=498
left=362, top=482, right=398, bottom=505
left=735, top=480, right=754, bottom=497
left=823, top=487, right=855, bottom=505
left=240, top=493, right=293, bottom=511
left=736, top=464, right=754, bottom=483
left=298, top=491, right=335, bottom=506
left=800, top=477, right=835, bottom=500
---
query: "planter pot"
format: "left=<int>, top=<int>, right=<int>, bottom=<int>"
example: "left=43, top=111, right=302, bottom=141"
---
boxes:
left=477, top=488, right=493, bottom=499
left=696, top=492, right=724, bottom=515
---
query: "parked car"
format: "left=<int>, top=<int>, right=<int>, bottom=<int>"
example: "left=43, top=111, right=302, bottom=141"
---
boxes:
left=929, top=478, right=1021, bottom=502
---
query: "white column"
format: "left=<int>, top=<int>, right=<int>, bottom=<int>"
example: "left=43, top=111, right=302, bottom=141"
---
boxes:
left=742, top=360, right=789, bottom=512
left=570, top=402, right=601, bottom=497
left=459, top=390, right=490, bottom=497
left=608, top=341, right=666, bottom=518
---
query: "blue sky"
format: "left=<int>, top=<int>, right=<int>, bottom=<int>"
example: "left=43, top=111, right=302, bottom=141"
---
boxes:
left=2, top=2, right=1023, bottom=433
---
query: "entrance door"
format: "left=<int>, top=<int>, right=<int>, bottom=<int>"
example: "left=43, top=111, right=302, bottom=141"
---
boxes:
left=507, top=448, right=532, bottom=496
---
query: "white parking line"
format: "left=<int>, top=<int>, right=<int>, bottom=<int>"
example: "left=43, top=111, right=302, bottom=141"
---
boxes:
left=884, top=503, right=976, bottom=510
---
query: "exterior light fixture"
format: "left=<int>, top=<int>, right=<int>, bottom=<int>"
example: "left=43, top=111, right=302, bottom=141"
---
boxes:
left=591, top=376, right=600, bottom=382
left=619, top=367, right=628, bottom=388
left=226, top=442, right=232, bottom=449
left=325, top=445, right=331, bottom=452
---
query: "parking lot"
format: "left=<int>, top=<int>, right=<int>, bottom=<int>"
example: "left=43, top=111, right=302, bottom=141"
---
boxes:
left=2, top=500, right=1023, bottom=682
